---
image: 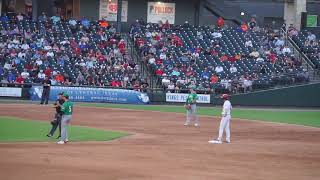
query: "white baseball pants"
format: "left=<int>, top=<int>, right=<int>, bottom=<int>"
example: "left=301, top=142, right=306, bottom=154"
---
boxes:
left=218, top=115, right=231, bottom=142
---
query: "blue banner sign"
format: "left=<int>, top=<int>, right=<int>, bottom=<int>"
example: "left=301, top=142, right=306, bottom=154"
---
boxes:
left=30, top=86, right=150, bottom=104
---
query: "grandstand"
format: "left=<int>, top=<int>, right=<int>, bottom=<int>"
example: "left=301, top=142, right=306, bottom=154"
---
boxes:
left=0, top=0, right=319, bottom=97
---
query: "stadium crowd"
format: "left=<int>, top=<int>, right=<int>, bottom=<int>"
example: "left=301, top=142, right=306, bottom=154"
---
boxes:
left=0, top=12, right=315, bottom=94
left=0, top=13, right=145, bottom=90
left=130, top=18, right=310, bottom=94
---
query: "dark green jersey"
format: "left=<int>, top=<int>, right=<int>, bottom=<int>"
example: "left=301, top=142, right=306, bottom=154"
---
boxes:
left=186, top=93, right=198, bottom=104
left=61, top=101, right=73, bottom=115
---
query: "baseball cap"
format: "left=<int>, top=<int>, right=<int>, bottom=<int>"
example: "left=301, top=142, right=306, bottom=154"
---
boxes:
left=62, top=93, right=69, bottom=98
left=221, top=94, right=229, bottom=99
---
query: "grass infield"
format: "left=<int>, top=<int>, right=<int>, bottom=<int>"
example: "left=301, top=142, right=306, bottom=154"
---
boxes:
left=0, top=116, right=128, bottom=142
left=80, top=103, right=320, bottom=128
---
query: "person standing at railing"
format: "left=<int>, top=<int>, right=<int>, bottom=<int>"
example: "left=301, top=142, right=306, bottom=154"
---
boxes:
left=40, top=77, right=51, bottom=105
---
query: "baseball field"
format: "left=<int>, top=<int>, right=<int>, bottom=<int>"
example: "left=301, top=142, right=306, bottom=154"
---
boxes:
left=0, top=103, right=319, bottom=180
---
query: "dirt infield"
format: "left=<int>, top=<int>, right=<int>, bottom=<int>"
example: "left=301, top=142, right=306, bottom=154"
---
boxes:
left=0, top=104, right=319, bottom=180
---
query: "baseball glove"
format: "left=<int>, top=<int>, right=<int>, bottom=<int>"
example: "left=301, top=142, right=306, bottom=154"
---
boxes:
left=50, top=120, right=58, bottom=125
left=184, top=104, right=191, bottom=110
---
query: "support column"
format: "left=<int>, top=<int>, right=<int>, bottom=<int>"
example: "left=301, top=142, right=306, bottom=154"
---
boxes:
left=284, top=0, right=306, bottom=30
left=0, top=0, right=2, bottom=15
left=32, top=0, right=38, bottom=20
left=116, top=0, right=122, bottom=32
left=294, top=0, right=306, bottom=30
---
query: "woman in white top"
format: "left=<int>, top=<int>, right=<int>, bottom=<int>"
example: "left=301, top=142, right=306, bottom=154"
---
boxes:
left=209, top=94, right=232, bottom=144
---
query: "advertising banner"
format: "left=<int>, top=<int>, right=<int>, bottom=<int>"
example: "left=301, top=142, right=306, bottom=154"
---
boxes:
left=30, top=86, right=150, bottom=104
left=147, top=2, right=175, bottom=24
left=99, top=0, right=128, bottom=22
left=166, top=93, right=210, bottom=104
left=0, top=87, right=22, bottom=97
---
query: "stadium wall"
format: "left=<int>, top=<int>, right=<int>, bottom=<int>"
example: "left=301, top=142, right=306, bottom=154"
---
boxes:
left=1, top=83, right=320, bottom=107
left=218, top=82, right=320, bottom=107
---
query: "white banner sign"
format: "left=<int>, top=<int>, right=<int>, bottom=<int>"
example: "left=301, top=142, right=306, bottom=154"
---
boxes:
left=99, top=0, right=128, bottom=22
left=0, top=87, right=22, bottom=97
left=147, top=2, right=175, bottom=24
left=166, top=93, right=210, bottom=104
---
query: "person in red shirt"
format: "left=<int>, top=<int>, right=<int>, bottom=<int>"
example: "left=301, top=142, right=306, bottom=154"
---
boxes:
left=55, top=73, right=65, bottom=83
left=15, top=75, right=24, bottom=84
left=136, top=38, right=144, bottom=47
left=44, top=67, right=52, bottom=77
left=220, top=54, right=228, bottom=61
left=155, top=68, right=164, bottom=76
left=118, top=39, right=126, bottom=54
left=162, top=20, right=170, bottom=29
left=99, top=20, right=109, bottom=28
left=217, top=17, right=224, bottom=28
left=110, top=79, right=120, bottom=87
left=228, top=56, right=237, bottom=63
left=210, top=74, right=219, bottom=84
left=241, top=23, right=249, bottom=32
left=268, top=52, right=277, bottom=66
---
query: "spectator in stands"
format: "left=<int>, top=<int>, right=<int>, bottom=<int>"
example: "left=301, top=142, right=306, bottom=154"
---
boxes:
left=243, top=77, right=253, bottom=93
left=248, top=17, right=257, bottom=29
left=288, top=24, right=298, bottom=37
left=241, top=23, right=249, bottom=32
left=21, top=69, right=30, bottom=79
left=167, top=82, right=175, bottom=92
left=307, top=32, right=316, bottom=42
left=38, top=12, right=47, bottom=22
left=245, top=39, right=253, bottom=47
left=7, top=71, right=16, bottom=83
left=81, top=17, right=90, bottom=28
left=162, top=76, right=170, bottom=87
left=249, top=49, right=260, bottom=58
left=256, top=56, right=264, bottom=63
left=212, top=30, right=222, bottom=39
left=215, top=65, right=224, bottom=74
left=16, top=13, right=24, bottom=21
left=201, top=68, right=210, bottom=80
left=171, top=67, right=181, bottom=77
left=282, top=46, right=292, bottom=55
left=229, top=64, right=237, bottom=74
left=220, top=78, right=231, bottom=92
left=217, top=17, right=224, bottom=28
left=275, top=37, right=285, bottom=47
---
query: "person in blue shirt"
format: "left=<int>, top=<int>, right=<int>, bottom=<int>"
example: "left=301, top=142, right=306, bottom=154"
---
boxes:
left=201, top=68, right=210, bottom=80
left=171, top=67, right=181, bottom=77
left=0, top=66, right=4, bottom=76
left=7, top=72, right=16, bottom=83
left=81, top=17, right=90, bottom=28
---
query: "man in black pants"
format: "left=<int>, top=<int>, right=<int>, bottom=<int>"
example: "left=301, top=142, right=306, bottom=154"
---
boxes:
left=47, top=92, right=65, bottom=138
left=41, top=77, right=51, bottom=104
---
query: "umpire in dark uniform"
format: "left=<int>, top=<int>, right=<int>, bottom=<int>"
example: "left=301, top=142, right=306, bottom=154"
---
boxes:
left=47, top=92, right=65, bottom=138
left=41, top=77, right=51, bottom=104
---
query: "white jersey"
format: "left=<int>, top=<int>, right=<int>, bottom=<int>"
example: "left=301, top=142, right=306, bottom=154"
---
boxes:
left=222, top=100, right=232, bottom=116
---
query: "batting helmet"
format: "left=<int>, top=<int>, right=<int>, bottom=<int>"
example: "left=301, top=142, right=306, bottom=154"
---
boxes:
left=221, top=94, right=229, bottom=100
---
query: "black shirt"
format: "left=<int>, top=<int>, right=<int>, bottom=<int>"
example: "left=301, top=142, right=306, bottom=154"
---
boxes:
left=43, top=79, right=51, bottom=89
left=55, top=99, right=65, bottom=114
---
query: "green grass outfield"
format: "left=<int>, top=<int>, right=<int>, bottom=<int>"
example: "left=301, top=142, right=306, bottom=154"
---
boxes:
left=80, top=103, right=320, bottom=128
left=0, top=116, right=128, bottom=142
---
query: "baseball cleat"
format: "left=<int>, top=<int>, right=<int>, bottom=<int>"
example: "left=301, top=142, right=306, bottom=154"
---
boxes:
left=194, top=123, right=199, bottom=127
left=184, top=123, right=189, bottom=126
left=208, top=140, right=222, bottom=144
left=46, top=134, right=52, bottom=137
left=57, top=141, right=65, bottom=144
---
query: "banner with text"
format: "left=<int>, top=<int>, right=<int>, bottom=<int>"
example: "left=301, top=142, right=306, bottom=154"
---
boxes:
left=30, top=86, right=150, bottom=104
left=147, top=2, right=175, bottom=24
left=99, top=0, right=128, bottom=22
left=166, top=93, right=210, bottom=104
left=0, top=87, right=22, bottom=97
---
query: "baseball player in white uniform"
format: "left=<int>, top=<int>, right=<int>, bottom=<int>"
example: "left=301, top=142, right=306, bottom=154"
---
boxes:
left=209, top=94, right=232, bottom=144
